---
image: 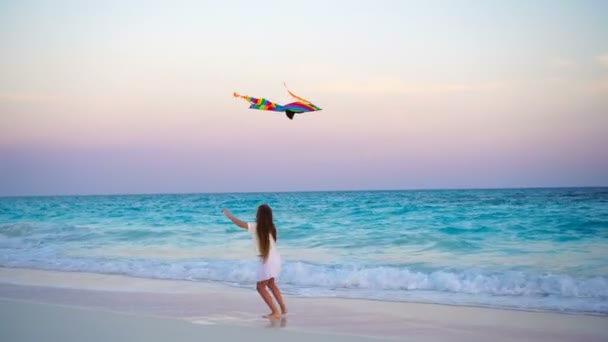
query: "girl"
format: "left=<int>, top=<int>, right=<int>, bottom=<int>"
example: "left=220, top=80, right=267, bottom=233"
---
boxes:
left=222, top=204, right=287, bottom=319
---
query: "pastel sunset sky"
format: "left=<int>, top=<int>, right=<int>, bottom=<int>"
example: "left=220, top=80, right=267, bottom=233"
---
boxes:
left=1, top=0, right=607, bottom=196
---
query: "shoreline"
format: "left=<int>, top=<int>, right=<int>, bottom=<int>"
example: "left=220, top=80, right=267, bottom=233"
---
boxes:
left=1, top=267, right=607, bottom=341
left=0, top=266, right=608, bottom=318
left=1, top=265, right=604, bottom=317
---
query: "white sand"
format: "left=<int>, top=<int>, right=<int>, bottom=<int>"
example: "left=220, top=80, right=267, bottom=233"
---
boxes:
left=0, top=298, right=381, bottom=342
left=1, top=267, right=607, bottom=342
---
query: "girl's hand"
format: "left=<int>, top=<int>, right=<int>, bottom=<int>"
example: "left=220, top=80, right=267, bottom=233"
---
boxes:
left=222, top=209, right=248, bottom=230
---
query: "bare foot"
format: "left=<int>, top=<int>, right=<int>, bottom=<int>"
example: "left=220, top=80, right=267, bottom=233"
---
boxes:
left=281, top=310, right=288, bottom=316
left=263, top=312, right=281, bottom=320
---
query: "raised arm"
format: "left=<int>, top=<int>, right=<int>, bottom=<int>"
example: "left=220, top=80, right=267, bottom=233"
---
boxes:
left=221, top=209, right=248, bottom=230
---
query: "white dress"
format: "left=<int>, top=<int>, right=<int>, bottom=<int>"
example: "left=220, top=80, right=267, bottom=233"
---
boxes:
left=248, top=222, right=282, bottom=281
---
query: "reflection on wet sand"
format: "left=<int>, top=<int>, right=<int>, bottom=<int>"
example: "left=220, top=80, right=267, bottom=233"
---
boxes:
left=267, top=316, right=288, bottom=329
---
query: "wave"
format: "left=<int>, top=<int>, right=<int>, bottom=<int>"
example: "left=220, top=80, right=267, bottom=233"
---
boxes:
left=281, top=262, right=608, bottom=299
left=1, top=248, right=606, bottom=314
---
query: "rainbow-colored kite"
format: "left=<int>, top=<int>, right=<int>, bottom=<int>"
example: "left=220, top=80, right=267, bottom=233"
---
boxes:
left=233, top=83, right=322, bottom=120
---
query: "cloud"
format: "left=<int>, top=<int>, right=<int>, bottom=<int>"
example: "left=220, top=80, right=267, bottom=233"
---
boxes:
left=318, top=79, right=504, bottom=95
left=592, top=53, right=608, bottom=94
left=550, top=57, right=576, bottom=68
left=0, top=92, right=61, bottom=104
left=591, top=80, right=608, bottom=93
left=597, top=53, right=608, bottom=68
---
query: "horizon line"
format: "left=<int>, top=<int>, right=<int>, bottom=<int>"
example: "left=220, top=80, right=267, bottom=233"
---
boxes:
left=1, top=185, right=607, bottom=199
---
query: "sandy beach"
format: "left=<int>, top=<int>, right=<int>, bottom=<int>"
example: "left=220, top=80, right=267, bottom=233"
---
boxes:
left=1, top=267, right=606, bottom=342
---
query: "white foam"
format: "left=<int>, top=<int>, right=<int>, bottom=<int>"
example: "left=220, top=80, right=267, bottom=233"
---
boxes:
left=1, top=248, right=606, bottom=314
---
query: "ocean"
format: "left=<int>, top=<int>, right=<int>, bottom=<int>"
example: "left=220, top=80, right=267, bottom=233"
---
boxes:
left=1, top=188, right=607, bottom=315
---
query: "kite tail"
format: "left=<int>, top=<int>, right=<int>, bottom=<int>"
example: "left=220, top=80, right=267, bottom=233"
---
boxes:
left=233, top=92, right=254, bottom=104
left=283, top=82, right=313, bottom=104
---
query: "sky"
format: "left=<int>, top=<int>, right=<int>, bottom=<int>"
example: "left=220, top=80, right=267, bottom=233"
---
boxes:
left=1, top=0, right=607, bottom=196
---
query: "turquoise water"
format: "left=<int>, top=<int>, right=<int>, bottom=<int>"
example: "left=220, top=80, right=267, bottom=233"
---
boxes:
left=1, top=188, right=607, bottom=314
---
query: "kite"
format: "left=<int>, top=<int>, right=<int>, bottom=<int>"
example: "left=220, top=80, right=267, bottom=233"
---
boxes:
left=233, top=83, right=322, bottom=120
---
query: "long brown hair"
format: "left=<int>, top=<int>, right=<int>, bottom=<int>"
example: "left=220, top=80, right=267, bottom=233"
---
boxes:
left=256, top=204, right=277, bottom=261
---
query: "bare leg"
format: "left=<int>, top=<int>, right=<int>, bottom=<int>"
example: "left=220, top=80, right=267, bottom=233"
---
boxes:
left=256, top=280, right=280, bottom=319
left=267, top=278, right=288, bottom=315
